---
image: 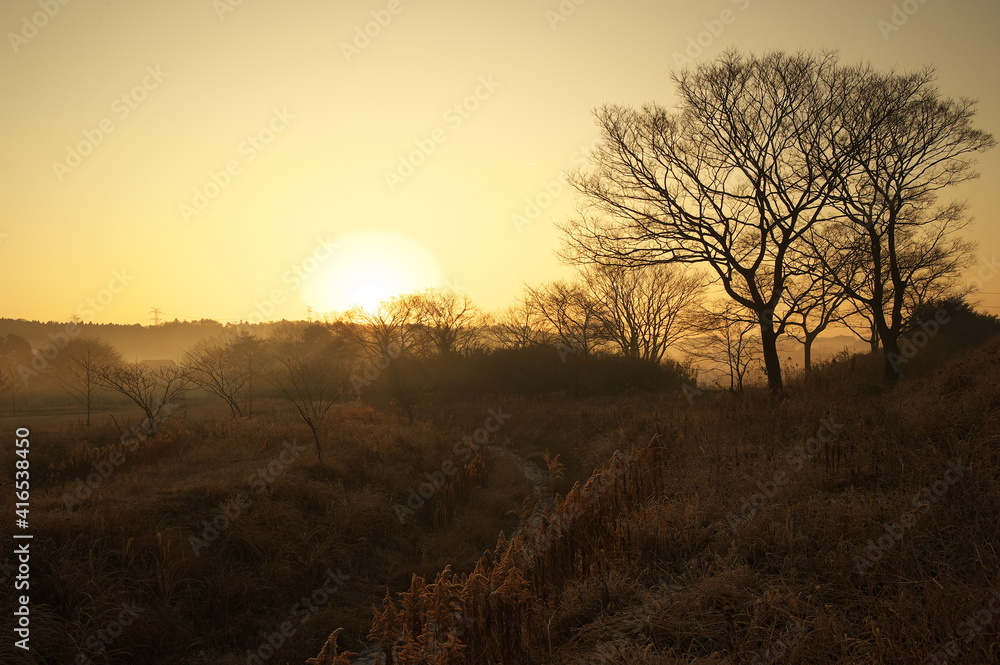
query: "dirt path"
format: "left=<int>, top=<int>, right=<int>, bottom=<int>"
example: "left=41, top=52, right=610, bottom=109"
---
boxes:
left=488, top=444, right=553, bottom=531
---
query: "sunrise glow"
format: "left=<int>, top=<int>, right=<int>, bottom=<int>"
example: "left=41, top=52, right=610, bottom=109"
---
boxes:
left=304, top=230, right=445, bottom=314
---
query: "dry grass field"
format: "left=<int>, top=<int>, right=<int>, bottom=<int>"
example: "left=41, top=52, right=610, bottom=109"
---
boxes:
left=2, top=332, right=998, bottom=664
left=317, top=340, right=1000, bottom=664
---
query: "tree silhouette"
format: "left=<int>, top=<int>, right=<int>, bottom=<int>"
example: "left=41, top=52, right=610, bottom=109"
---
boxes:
left=525, top=279, right=605, bottom=358
left=807, top=67, right=994, bottom=380
left=563, top=51, right=851, bottom=393
left=490, top=297, right=544, bottom=351
left=411, top=289, right=483, bottom=355
left=587, top=263, right=707, bottom=363
left=685, top=302, right=762, bottom=392
left=563, top=50, right=994, bottom=388
left=184, top=331, right=262, bottom=418
left=94, top=360, right=191, bottom=437
left=51, top=336, right=122, bottom=426
left=782, top=245, right=849, bottom=375
left=261, top=325, right=349, bottom=462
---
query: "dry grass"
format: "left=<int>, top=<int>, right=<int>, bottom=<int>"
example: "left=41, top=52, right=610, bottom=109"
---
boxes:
left=0, top=402, right=531, bottom=664
left=3, top=336, right=999, bottom=664
left=312, top=338, right=1000, bottom=664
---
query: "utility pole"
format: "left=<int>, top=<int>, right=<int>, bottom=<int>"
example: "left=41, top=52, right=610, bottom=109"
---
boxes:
left=149, top=308, right=162, bottom=326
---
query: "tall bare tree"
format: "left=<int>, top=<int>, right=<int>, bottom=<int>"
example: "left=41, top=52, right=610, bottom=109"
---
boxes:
left=339, top=294, right=424, bottom=359
left=836, top=207, right=976, bottom=358
left=525, top=280, right=605, bottom=358
left=491, top=297, right=544, bottom=350
left=412, top=289, right=482, bottom=355
left=563, top=51, right=851, bottom=393
left=810, top=68, right=994, bottom=380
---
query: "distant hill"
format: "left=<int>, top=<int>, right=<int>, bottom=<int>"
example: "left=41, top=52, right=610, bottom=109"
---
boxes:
left=0, top=318, right=282, bottom=362
left=777, top=333, right=872, bottom=369
left=0, top=317, right=875, bottom=368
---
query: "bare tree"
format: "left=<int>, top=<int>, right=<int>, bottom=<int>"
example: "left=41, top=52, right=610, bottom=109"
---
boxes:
left=824, top=208, right=977, bottom=352
left=262, top=325, right=349, bottom=462
left=340, top=294, right=424, bottom=359
left=587, top=263, right=707, bottom=363
left=563, top=51, right=851, bottom=393
left=811, top=67, right=994, bottom=380
left=842, top=304, right=881, bottom=356
left=781, top=243, right=850, bottom=375
left=182, top=331, right=263, bottom=418
left=51, top=336, right=122, bottom=426
left=685, top=303, right=763, bottom=392
left=94, top=361, right=191, bottom=437
left=227, top=330, right=264, bottom=418
left=184, top=335, right=251, bottom=418
left=412, top=289, right=482, bottom=355
left=490, top=297, right=544, bottom=350
left=525, top=280, right=605, bottom=358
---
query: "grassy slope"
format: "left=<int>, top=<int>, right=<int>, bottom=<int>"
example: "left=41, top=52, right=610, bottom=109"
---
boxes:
left=315, top=338, right=1000, bottom=664
left=2, top=333, right=998, bottom=664
left=0, top=403, right=536, bottom=664
left=540, top=342, right=1000, bottom=664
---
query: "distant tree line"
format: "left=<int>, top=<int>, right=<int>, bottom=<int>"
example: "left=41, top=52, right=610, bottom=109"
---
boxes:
left=4, top=289, right=999, bottom=464
left=1, top=281, right=708, bottom=460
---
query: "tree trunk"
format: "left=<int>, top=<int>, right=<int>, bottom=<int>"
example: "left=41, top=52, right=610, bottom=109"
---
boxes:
left=881, top=330, right=903, bottom=382
left=143, top=409, right=158, bottom=438
left=803, top=338, right=813, bottom=377
left=757, top=311, right=784, bottom=394
left=247, top=370, right=254, bottom=419
left=307, top=419, right=323, bottom=463
left=85, top=367, right=92, bottom=427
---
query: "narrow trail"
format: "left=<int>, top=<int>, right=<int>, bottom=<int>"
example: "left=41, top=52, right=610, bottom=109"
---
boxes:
left=488, top=444, right=554, bottom=531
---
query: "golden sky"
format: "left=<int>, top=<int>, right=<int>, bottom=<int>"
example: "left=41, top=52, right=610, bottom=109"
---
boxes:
left=2, top=0, right=998, bottom=324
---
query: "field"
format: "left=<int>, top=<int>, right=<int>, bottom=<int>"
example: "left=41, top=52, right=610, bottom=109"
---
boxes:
left=2, top=334, right=999, bottom=664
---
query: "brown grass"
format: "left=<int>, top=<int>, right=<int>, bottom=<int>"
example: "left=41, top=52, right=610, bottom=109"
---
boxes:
left=3, top=337, right=999, bottom=664
left=0, top=401, right=531, bottom=664
left=311, top=338, right=1000, bottom=665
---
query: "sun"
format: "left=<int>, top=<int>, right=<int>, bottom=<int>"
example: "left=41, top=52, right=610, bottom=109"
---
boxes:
left=304, top=230, right=444, bottom=314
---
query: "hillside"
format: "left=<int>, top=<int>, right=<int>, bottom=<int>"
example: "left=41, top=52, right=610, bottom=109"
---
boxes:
left=310, top=336, right=1000, bottom=664
left=2, top=320, right=997, bottom=664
